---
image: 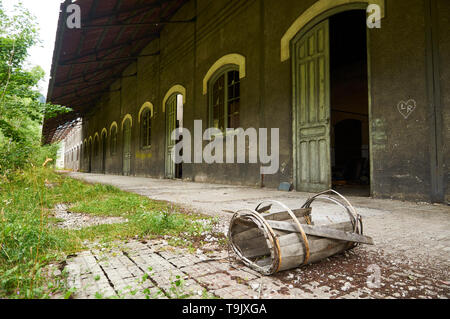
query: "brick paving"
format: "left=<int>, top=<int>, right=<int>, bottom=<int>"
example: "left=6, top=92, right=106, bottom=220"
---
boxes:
left=64, top=240, right=259, bottom=299
left=61, top=238, right=449, bottom=299
left=58, top=172, right=450, bottom=299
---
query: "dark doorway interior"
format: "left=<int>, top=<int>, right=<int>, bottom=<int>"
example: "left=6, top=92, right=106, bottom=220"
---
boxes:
left=175, top=94, right=183, bottom=179
left=329, top=10, right=370, bottom=196
left=175, top=119, right=183, bottom=179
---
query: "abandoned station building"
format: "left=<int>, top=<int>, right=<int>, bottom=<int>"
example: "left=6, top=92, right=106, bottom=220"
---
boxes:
left=43, top=0, right=449, bottom=203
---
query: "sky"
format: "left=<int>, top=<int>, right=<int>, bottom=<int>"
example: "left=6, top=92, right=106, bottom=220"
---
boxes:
left=2, top=0, right=62, bottom=97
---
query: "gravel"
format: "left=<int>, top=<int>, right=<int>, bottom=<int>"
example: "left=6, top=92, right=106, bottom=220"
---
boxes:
left=53, top=204, right=128, bottom=230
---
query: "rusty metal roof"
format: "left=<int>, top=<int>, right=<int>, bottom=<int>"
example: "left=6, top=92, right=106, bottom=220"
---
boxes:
left=43, top=0, right=190, bottom=144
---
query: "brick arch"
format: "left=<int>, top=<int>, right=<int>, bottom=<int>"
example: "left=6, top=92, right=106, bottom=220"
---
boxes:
left=280, top=0, right=385, bottom=61
left=138, top=102, right=154, bottom=122
left=121, top=114, right=133, bottom=130
left=109, top=121, right=118, bottom=135
left=101, top=127, right=108, bottom=138
left=162, top=85, right=186, bottom=112
left=202, top=53, right=246, bottom=95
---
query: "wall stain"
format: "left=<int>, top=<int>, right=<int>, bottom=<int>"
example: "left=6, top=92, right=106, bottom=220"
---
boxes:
left=371, top=118, right=387, bottom=150
left=136, top=151, right=153, bottom=160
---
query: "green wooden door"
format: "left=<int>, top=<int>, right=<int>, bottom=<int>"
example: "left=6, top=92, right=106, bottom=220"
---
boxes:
left=123, top=120, right=131, bottom=176
left=165, top=95, right=177, bottom=179
left=292, top=19, right=331, bottom=192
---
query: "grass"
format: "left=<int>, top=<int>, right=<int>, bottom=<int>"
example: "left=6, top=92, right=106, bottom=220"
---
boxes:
left=0, top=166, right=214, bottom=299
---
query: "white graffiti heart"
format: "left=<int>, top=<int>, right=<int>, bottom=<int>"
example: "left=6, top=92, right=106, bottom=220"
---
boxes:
left=397, top=99, right=416, bottom=119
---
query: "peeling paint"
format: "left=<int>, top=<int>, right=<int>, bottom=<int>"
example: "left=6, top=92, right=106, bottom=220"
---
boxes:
left=393, top=174, right=411, bottom=179
left=371, top=118, right=387, bottom=148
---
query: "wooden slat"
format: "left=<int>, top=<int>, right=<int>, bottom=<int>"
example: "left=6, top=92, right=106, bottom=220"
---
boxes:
left=242, top=246, right=271, bottom=259
left=230, top=211, right=311, bottom=238
left=262, top=208, right=312, bottom=221
left=278, top=242, right=349, bottom=270
left=268, top=220, right=374, bottom=245
left=238, top=235, right=269, bottom=252
left=232, top=230, right=265, bottom=243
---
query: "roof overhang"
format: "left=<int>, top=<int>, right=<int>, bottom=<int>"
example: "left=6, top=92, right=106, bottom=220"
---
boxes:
left=43, top=0, right=191, bottom=144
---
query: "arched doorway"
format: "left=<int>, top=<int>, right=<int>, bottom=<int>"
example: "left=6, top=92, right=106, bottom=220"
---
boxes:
left=88, top=139, right=92, bottom=173
left=101, top=131, right=107, bottom=174
left=122, top=118, right=132, bottom=176
left=292, top=8, right=371, bottom=195
left=164, top=92, right=184, bottom=179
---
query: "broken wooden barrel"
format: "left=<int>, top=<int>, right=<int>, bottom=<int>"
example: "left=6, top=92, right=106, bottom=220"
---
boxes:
left=228, top=190, right=374, bottom=275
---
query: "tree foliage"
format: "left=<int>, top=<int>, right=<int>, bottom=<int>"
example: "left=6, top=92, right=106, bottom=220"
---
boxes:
left=0, top=1, right=71, bottom=174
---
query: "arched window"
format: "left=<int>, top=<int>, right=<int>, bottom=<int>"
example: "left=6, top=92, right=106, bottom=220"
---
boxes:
left=209, top=66, right=240, bottom=130
left=110, top=126, right=117, bottom=156
left=94, top=135, right=99, bottom=157
left=141, top=108, right=152, bottom=148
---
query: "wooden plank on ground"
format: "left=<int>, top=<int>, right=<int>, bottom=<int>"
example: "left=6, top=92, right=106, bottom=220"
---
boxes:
left=267, top=220, right=374, bottom=245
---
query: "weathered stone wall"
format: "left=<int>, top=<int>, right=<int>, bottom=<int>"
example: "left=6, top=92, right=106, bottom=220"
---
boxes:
left=369, top=0, right=430, bottom=201
left=63, top=123, right=82, bottom=171
left=437, top=0, right=450, bottom=203
left=72, top=0, right=448, bottom=202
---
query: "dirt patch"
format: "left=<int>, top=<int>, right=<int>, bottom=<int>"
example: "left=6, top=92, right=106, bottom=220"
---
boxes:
left=53, top=204, right=128, bottom=230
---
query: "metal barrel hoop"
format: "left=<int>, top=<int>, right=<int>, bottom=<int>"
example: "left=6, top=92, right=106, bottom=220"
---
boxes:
left=229, top=208, right=282, bottom=275
left=301, top=189, right=362, bottom=234
left=301, top=190, right=363, bottom=249
left=229, top=191, right=373, bottom=275
left=255, top=200, right=311, bottom=265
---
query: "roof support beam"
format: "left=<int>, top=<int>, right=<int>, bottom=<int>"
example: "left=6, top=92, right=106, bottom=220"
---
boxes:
left=54, top=86, right=121, bottom=102
left=59, top=51, right=160, bottom=66
left=81, top=17, right=196, bottom=29
left=78, top=1, right=168, bottom=26
left=44, top=0, right=190, bottom=144
left=60, top=33, right=159, bottom=64
left=54, top=72, right=137, bottom=87
left=52, top=62, right=125, bottom=87
left=66, top=0, right=101, bottom=94
left=56, top=74, right=135, bottom=93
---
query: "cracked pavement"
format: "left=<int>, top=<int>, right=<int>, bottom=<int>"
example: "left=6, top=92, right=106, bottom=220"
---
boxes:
left=57, top=172, right=449, bottom=299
